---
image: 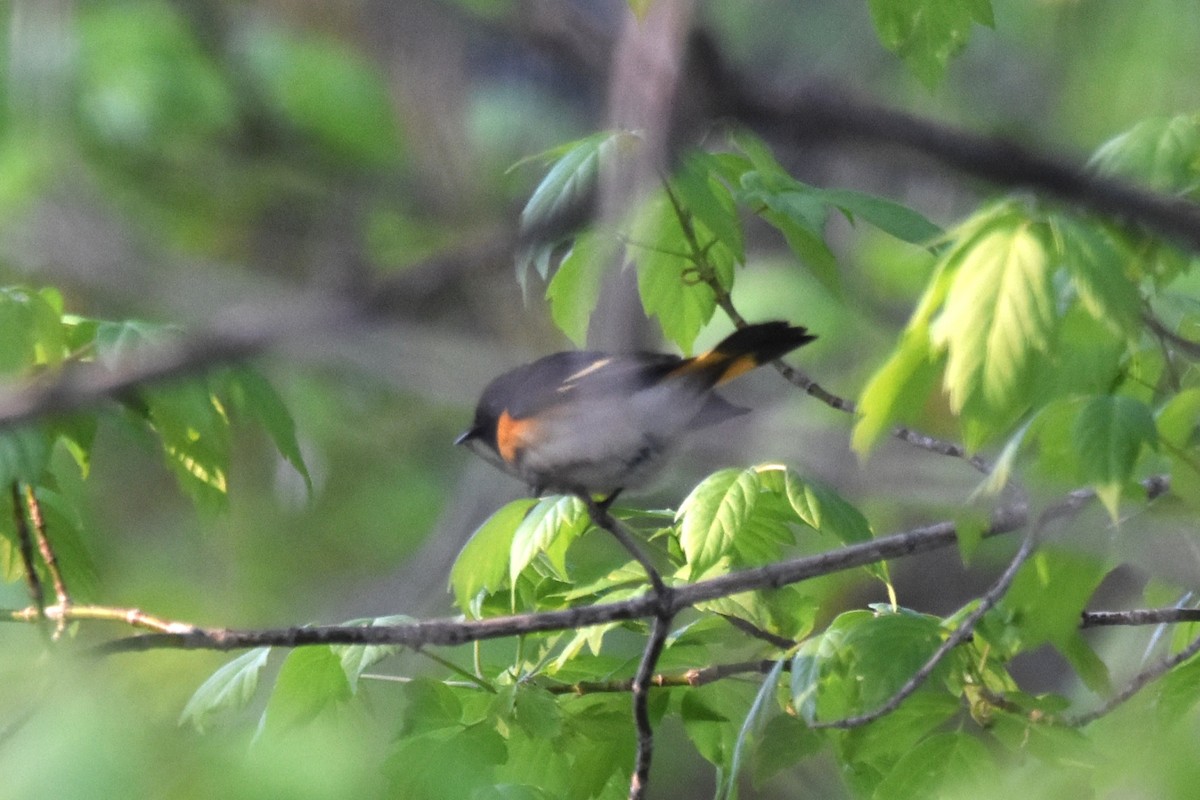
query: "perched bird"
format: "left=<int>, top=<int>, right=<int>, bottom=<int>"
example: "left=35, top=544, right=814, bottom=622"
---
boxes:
left=455, top=321, right=816, bottom=499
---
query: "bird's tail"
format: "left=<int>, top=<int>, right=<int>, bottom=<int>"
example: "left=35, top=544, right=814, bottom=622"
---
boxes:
left=669, top=322, right=817, bottom=386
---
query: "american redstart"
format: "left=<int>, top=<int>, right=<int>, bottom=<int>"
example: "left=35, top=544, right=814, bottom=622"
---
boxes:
left=456, top=321, right=816, bottom=499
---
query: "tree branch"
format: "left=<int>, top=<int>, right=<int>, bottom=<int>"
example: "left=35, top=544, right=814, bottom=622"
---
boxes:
left=1081, top=608, right=1200, bottom=628
left=629, top=612, right=673, bottom=800
left=9, top=482, right=45, bottom=621
left=1068, top=628, right=1200, bottom=727
left=23, top=485, right=70, bottom=632
left=726, top=85, right=1200, bottom=255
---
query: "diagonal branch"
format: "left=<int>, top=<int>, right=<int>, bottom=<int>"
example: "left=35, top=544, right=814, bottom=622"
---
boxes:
left=10, top=482, right=45, bottom=620
left=629, top=612, right=673, bottom=800
left=1067, top=629, right=1200, bottom=727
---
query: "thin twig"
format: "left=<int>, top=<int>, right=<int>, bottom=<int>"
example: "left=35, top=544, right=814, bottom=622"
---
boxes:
left=1081, top=608, right=1200, bottom=628
left=23, top=485, right=70, bottom=619
left=6, top=602, right=197, bottom=634
left=1068, top=629, right=1200, bottom=727
left=709, top=286, right=992, bottom=474
left=811, top=488, right=1095, bottom=730
left=718, top=613, right=797, bottom=650
left=577, top=493, right=668, bottom=596
left=9, top=482, right=45, bottom=620
left=629, top=612, right=673, bottom=800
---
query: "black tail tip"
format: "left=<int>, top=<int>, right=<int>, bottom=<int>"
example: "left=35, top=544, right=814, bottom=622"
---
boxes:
left=716, top=321, right=817, bottom=360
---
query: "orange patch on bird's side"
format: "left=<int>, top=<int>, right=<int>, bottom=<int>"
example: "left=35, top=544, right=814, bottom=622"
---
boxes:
left=496, top=409, right=533, bottom=463
left=715, top=354, right=759, bottom=385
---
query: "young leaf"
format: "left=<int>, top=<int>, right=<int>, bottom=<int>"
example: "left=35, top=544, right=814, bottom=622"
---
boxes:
left=262, top=645, right=353, bottom=732
left=509, top=495, right=588, bottom=585
left=783, top=471, right=872, bottom=545
left=331, top=614, right=414, bottom=692
left=517, top=131, right=631, bottom=290
left=1088, top=113, right=1200, bottom=195
left=1052, top=216, right=1142, bottom=335
left=867, top=0, right=995, bottom=87
left=677, top=467, right=760, bottom=577
left=226, top=369, right=313, bottom=496
left=545, top=230, right=613, bottom=347
left=0, top=426, right=52, bottom=486
left=818, top=188, right=943, bottom=246
left=872, top=731, right=995, bottom=799
left=1071, top=395, right=1158, bottom=517
left=931, top=217, right=1056, bottom=439
left=671, top=152, right=745, bottom=264
left=450, top=498, right=536, bottom=613
left=852, top=323, right=942, bottom=454
left=179, top=647, right=272, bottom=733
left=629, top=190, right=724, bottom=353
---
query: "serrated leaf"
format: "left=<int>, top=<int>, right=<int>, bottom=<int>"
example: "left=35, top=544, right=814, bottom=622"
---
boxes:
left=931, top=218, right=1055, bottom=437
left=819, top=188, right=943, bottom=246
left=1088, top=113, right=1200, bottom=196
left=545, top=230, right=612, bottom=346
left=0, top=426, right=51, bottom=486
left=517, top=131, right=631, bottom=290
left=180, top=647, right=271, bottom=733
left=872, top=731, right=994, bottom=799
left=509, top=495, right=588, bottom=585
left=143, top=381, right=231, bottom=515
left=263, top=646, right=352, bottom=732
left=1053, top=216, right=1142, bottom=335
left=227, top=368, right=312, bottom=496
left=672, top=153, right=745, bottom=264
left=399, top=678, right=465, bottom=736
left=716, top=658, right=787, bottom=800
left=783, top=471, right=872, bottom=545
left=629, top=190, right=723, bottom=353
left=450, top=498, right=536, bottom=613
left=94, top=319, right=174, bottom=370
left=868, top=0, right=994, bottom=87
left=1000, top=549, right=1108, bottom=650
left=332, top=614, right=414, bottom=692
left=677, top=468, right=759, bottom=577
left=1071, top=395, right=1157, bottom=518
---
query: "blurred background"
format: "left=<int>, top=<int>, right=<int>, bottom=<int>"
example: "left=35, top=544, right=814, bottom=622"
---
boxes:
left=1, top=0, right=1199, bottom=797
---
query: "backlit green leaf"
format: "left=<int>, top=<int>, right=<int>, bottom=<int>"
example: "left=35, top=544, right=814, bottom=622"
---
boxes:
left=819, top=188, right=943, bottom=246
left=509, top=495, right=588, bottom=585
left=450, top=498, right=536, bottom=613
left=263, top=646, right=352, bottom=732
left=1071, top=395, right=1157, bottom=517
left=868, top=0, right=994, bottom=87
left=545, top=230, right=612, bottom=346
left=180, top=647, right=271, bottom=733
left=677, top=467, right=760, bottom=577
left=852, top=323, right=942, bottom=454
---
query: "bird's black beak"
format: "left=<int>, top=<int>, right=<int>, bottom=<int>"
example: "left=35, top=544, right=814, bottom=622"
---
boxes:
left=454, top=426, right=480, bottom=446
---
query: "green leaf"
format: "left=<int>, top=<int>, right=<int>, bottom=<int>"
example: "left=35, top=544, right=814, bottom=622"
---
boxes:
left=510, top=495, right=588, bottom=585
left=672, top=153, right=745, bottom=264
left=626, top=0, right=653, bottom=19
left=385, top=725, right=507, bottom=799
left=545, top=230, right=613, bottom=346
left=450, top=498, right=536, bottom=613
left=872, top=732, right=994, bottom=800
left=1088, top=113, right=1200, bottom=196
left=1059, top=631, right=1112, bottom=696
left=1071, top=395, right=1158, bottom=517
left=243, top=26, right=401, bottom=166
left=852, top=324, right=942, bottom=454
left=180, top=647, right=271, bottom=733
left=331, top=614, right=413, bottom=692
left=1052, top=216, right=1142, bottom=335
left=227, top=368, right=312, bottom=496
left=739, top=171, right=841, bottom=296
left=143, top=381, right=231, bottom=515
left=818, top=188, right=943, bottom=246
left=931, top=217, right=1056, bottom=441
left=677, top=468, right=760, bottom=577
left=0, top=286, right=66, bottom=373
left=629, top=190, right=723, bottom=353
left=94, top=319, right=174, bottom=370
left=783, top=471, right=872, bottom=545
left=867, top=0, right=994, bottom=87
left=0, top=426, right=52, bottom=486
left=399, top=678, right=465, bottom=736
left=716, top=658, right=787, bottom=800
left=263, top=646, right=353, bottom=732
left=750, top=713, right=822, bottom=786
left=510, top=685, right=563, bottom=740
left=1000, top=549, right=1108, bottom=650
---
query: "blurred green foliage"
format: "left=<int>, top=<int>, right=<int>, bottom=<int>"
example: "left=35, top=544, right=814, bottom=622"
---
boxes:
left=1, top=1, right=1200, bottom=799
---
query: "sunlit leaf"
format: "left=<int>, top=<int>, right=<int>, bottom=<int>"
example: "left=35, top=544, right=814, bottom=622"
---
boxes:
left=263, top=646, right=352, bottom=732
left=1089, top=113, right=1200, bottom=196
left=677, top=467, right=759, bottom=577
left=509, top=495, right=588, bottom=585
left=450, top=498, right=536, bottom=613
left=852, top=323, right=942, bottom=454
